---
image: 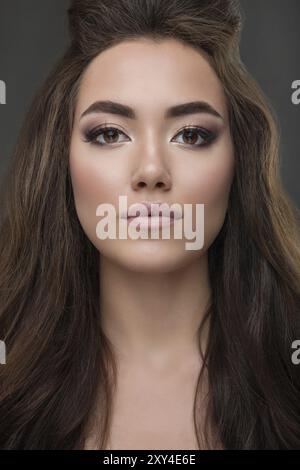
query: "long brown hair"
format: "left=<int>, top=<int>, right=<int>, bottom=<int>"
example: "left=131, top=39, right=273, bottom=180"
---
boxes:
left=0, top=0, right=300, bottom=449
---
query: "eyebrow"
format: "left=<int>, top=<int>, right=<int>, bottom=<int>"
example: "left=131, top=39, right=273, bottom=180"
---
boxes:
left=80, top=100, right=224, bottom=121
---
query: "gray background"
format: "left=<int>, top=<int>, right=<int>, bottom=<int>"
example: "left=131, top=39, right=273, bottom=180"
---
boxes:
left=0, top=0, right=299, bottom=207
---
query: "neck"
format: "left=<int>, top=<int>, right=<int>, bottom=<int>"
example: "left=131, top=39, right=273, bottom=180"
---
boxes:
left=99, top=254, right=212, bottom=373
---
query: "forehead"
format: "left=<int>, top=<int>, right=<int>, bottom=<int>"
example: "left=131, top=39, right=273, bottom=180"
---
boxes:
left=75, top=38, right=227, bottom=120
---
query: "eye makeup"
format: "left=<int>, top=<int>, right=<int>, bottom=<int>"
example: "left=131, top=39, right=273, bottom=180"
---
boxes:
left=81, top=121, right=221, bottom=148
left=171, top=124, right=219, bottom=148
left=82, top=124, right=130, bottom=147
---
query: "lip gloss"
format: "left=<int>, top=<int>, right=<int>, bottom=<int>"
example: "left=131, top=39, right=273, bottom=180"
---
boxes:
left=127, top=215, right=176, bottom=229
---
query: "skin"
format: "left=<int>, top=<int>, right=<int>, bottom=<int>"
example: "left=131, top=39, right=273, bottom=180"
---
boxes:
left=69, top=38, right=234, bottom=449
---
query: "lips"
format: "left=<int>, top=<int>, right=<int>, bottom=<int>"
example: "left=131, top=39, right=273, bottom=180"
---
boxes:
left=126, top=215, right=177, bottom=229
left=124, top=201, right=182, bottom=220
left=127, top=212, right=174, bottom=219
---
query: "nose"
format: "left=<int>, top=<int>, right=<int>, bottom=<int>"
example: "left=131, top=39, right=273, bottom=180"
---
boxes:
left=131, top=142, right=172, bottom=192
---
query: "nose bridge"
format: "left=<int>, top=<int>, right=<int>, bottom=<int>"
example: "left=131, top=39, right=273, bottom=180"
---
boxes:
left=131, top=126, right=172, bottom=191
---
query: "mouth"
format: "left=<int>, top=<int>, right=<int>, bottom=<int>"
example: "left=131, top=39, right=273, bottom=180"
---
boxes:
left=120, top=201, right=183, bottom=226
left=127, top=212, right=174, bottom=220
left=126, top=213, right=179, bottom=229
left=127, top=207, right=182, bottom=219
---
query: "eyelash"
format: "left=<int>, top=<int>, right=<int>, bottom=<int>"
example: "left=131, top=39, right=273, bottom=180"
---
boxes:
left=83, top=123, right=218, bottom=148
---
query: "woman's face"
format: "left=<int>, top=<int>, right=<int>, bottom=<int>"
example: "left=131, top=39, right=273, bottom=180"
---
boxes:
left=69, top=38, right=234, bottom=273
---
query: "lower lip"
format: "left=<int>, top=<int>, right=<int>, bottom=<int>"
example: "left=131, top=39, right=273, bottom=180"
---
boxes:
left=126, top=215, right=178, bottom=229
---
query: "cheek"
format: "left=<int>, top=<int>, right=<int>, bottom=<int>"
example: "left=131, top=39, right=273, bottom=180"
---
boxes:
left=200, top=158, right=234, bottom=215
left=69, top=144, right=127, bottom=246
left=178, top=143, right=234, bottom=248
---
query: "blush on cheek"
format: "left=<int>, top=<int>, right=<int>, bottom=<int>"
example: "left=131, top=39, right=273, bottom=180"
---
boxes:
left=69, top=159, right=100, bottom=241
left=69, top=149, right=103, bottom=203
left=204, top=161, right=233, bottom=199
left=188, top=156, right=234, bottom=246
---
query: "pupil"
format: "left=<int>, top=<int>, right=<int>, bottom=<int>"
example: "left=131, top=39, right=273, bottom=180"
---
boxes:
left=104, top=129, right=118, bottom=143
left=184, top=129, right=198, bottom=145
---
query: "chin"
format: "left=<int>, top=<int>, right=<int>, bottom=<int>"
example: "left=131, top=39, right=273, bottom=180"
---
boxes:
left=100, top=239, right=200, bottom=274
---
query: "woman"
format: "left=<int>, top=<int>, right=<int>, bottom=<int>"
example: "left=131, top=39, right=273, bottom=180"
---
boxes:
left=0, top=0, right=300, bottom=450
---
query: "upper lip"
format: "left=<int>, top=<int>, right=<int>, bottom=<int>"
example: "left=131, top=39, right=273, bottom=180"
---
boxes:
left=122, top=201, right=183, bottom=219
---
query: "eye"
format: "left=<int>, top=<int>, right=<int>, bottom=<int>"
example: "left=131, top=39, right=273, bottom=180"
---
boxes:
left=83, top=124, right=218, bottom=148
left=83, top=124, right=130, bottom=146
left=171, top=126, right=217, bottom=148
